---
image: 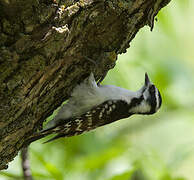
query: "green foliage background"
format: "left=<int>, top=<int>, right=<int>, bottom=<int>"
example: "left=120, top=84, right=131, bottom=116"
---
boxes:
left=1, top=1, right=194, bottom=179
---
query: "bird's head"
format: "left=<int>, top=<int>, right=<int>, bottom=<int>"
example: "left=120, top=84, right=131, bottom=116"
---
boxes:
left=140, top=73, right=162, bottom=114
left=130, top=73, right=162, bottom=115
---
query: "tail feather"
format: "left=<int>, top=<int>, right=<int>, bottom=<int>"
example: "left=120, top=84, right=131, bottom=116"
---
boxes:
left=25, top=118, right=70, bottom=145
left=25, top=129, right=56, bottom=145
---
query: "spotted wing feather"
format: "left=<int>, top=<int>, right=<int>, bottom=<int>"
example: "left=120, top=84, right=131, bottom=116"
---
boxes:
left=41, top=100, right=132, bottom=143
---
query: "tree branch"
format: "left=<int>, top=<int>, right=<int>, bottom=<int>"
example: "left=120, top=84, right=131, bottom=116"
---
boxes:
left=21, top=148, right=33, bottom=180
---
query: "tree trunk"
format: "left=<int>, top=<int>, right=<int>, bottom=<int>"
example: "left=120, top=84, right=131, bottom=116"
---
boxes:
left=0, top=0, right=171, bottom=170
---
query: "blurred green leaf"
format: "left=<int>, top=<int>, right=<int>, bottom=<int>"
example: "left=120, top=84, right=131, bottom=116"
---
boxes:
left=31, top=150, right=63, bottom=180
left=83, top=147, right=124, bottom=170
left=107, top=170, right=134, bottom=180
left=0, top=172, right=22, bottom=180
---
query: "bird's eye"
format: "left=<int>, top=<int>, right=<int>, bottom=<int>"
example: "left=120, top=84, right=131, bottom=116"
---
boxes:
left=149, top=85, right=155, bottom=93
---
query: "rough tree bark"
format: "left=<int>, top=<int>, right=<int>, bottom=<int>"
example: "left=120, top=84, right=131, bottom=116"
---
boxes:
left=0, top=0, right=171, bottom=170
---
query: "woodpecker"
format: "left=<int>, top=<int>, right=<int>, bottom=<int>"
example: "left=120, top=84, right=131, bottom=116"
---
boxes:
left=27, top=72, right=162, bottom=144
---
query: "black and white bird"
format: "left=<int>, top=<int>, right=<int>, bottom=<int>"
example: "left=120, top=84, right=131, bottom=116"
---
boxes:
left=27, top=72, right=162, bottom=144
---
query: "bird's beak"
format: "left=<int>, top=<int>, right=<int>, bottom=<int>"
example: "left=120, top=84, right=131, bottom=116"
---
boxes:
left=145, top=72, right=151, bottom=86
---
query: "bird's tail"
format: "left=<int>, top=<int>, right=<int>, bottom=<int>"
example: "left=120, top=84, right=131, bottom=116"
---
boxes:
left=24, top=119, right=69, bottom=145
left=25, top=128, right=56, bottom=145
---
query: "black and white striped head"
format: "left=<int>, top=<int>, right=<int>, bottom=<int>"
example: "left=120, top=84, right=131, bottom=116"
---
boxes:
left=130, top=73, right=162, bottom=115
left=140, top=73, right=162, bottom=114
